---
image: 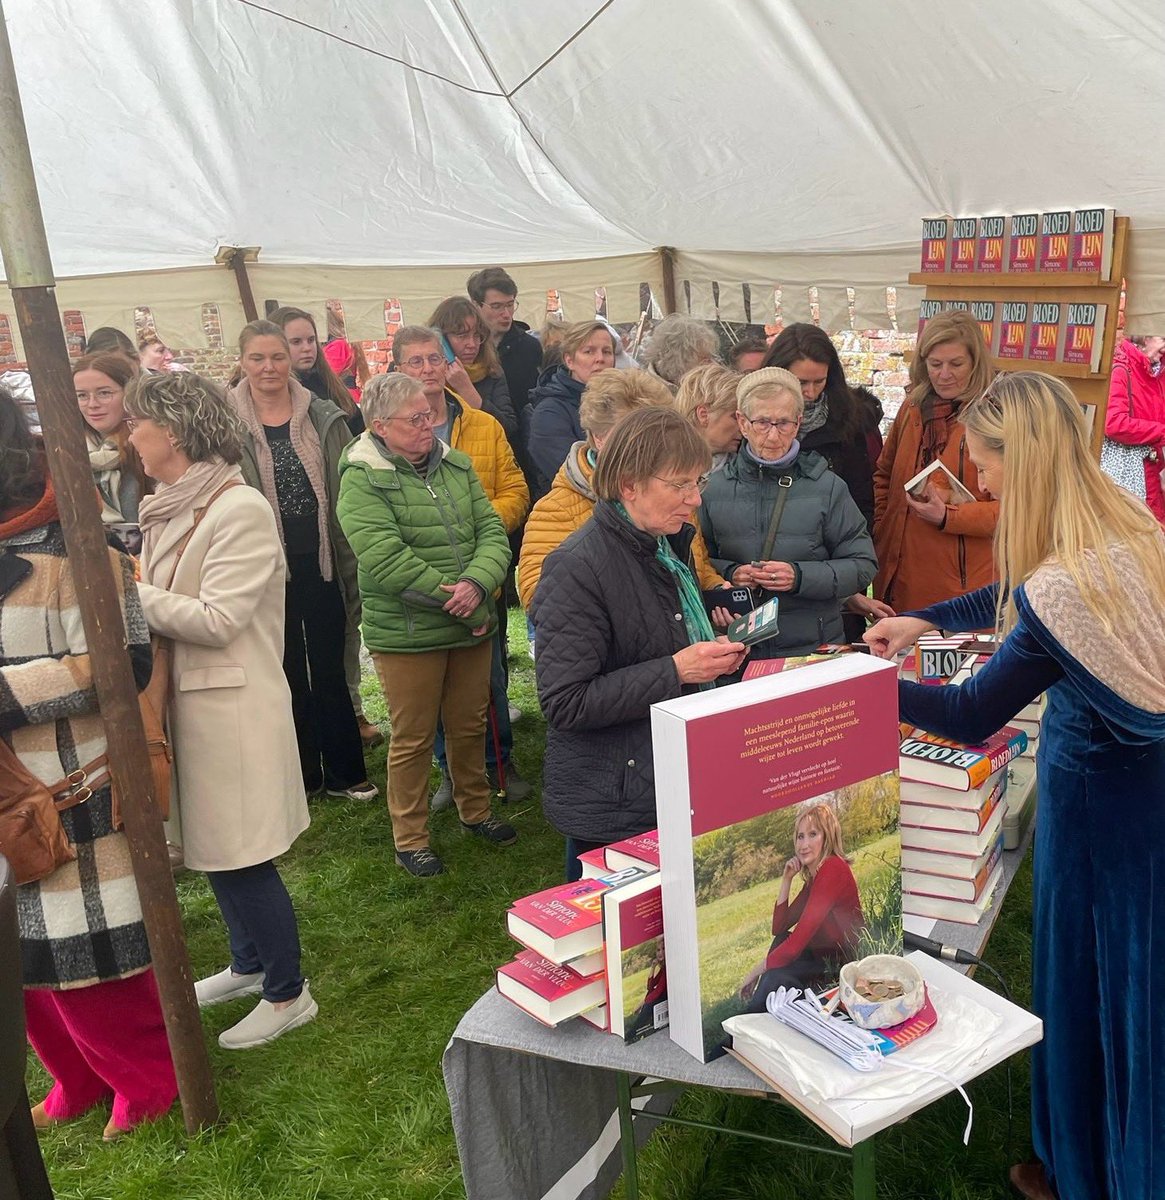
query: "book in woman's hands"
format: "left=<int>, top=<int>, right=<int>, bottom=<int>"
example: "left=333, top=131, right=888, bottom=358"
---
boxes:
left=903, top=459, right=977, bottom=505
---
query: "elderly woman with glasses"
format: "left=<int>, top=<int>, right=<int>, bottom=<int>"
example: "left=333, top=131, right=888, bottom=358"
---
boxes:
left=337, top=373, right=515, bottom=878
left=698, top=368, right=877, bottom=658
left=532, top=407, right=748, bottom=881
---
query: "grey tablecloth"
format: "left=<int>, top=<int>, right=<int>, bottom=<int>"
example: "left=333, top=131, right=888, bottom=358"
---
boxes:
left=444, top=990, right=767, bottom=1200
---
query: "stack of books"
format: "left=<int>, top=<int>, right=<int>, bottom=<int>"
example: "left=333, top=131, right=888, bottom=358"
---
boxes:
left=899, top=725, right=1027, bottom=924
left=497, top=840, right=668, bottom=1042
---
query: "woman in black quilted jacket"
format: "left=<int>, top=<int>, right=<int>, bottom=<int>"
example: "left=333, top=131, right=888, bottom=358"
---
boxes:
left=531, top=408, right=747, bottom=880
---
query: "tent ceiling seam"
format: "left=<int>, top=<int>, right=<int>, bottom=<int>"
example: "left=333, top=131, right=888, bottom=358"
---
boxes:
left=447, top=0, right=646, bottom=247
left=230, top=0, right=615, bottom=100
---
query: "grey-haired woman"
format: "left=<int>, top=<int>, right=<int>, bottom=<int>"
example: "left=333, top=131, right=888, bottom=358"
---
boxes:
left=128, top=371, right=317, bottom=1050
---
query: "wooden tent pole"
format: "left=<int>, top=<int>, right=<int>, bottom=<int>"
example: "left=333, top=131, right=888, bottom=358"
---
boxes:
left=216, top=246, right=260, bottom=323
left=0, top=5, right=218, bottom=1134
left=658, top=246, right=678, bottom=315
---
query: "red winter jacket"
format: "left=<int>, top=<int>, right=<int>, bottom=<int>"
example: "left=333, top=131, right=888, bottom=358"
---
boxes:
left=1106, top=339, right=1165, bottom=524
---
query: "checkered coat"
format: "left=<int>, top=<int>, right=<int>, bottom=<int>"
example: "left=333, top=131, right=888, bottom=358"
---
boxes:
left=0, top=521, right=153, bottom=988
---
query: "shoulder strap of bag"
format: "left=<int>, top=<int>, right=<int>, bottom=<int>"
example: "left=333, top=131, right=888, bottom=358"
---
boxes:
left=163, top=480, right=243, bottom=589
left=759, top=473, right=795, bottom=562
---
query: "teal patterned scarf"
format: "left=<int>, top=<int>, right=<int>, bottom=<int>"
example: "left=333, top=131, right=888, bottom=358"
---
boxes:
left=617, top=502, right=717, bottom=689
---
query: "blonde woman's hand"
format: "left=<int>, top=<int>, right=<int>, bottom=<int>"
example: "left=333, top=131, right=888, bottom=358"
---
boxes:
left=863, top=615, right=936, bottom=659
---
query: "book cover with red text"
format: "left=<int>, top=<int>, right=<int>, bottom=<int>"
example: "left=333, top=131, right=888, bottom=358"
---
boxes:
left=899, top=725, right=1027, bottom=791
left=496, top=950, right=607, bottom=1027
left=506, top=868, right=650, bottom=963
left=1062, top=302, right=1106, bottom=370
left=949, top=218, right=978, bottom=273
left=969, top=300, right=998, bottom=355
left=1071, top=207, right=1115, bottom=277
left=604, top=831, right=660, bottom=873
left=1037, top=210, right=1072, bottom=271
left=652, top=655, right=901, bottom=1062
left=975, top=215, right=1006, bottom=273
left=997, top=301, right=1029, bottom=359
left=1026, top=302, right=1063, bottom=362
left=1007, top=213, right=1039, bottom=272
left=920, top=216, right=951, bottom=272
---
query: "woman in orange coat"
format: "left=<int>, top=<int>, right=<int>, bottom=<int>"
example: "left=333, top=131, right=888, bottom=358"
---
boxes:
left=873, top=311, right=997, bottom=611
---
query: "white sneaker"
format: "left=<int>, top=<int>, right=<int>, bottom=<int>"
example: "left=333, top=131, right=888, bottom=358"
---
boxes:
left=218, top=983, right=318, bottom=1050
left=326, top=780, right=378, bottom=801
left=194, top=967, right=264, bottom=1009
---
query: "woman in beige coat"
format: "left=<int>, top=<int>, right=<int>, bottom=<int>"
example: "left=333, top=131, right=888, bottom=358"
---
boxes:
left=127, top=371, right=316, bottom=1051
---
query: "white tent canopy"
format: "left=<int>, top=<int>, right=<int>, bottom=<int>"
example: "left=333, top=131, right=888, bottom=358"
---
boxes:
left=3, top=0, right=1164, bottom=345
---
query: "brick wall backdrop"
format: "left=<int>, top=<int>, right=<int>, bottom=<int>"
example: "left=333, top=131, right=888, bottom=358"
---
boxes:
left=7, top=276, right=1129, bottom=430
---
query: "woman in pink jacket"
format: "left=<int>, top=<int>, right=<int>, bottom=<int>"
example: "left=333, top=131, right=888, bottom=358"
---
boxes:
left=1104, top=335, right=1165, bottom=524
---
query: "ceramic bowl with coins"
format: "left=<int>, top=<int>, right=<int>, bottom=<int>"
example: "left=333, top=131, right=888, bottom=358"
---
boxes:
left=838, top=954, right=925, bottom=1029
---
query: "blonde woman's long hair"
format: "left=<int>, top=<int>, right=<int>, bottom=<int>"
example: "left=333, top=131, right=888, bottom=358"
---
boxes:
left=962, top=371, right=1165, bottom=636
left=793, top=803, right=848, bottom=882
left=910, top=310, right=995, bottom=409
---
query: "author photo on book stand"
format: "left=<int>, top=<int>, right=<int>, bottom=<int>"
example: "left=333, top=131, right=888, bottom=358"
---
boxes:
left=737, top=802, right=865, bottom=1013
left=865, top=371, right=1165, bottom=1200
left=532, top=407, right=748, bottom=882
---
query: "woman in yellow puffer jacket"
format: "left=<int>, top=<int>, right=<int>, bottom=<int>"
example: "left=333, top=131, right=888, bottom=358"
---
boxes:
left=519, top=368, right=724, bottom=608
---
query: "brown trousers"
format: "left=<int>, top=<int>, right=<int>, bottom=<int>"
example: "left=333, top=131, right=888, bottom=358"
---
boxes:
left=373, top=640, right=493, bottom=851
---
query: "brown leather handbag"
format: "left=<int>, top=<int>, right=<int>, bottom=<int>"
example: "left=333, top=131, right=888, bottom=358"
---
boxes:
left=0, top=745, right=107, bottom=885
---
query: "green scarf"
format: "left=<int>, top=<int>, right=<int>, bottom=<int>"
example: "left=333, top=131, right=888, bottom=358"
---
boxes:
left=617, top=503, right=717, bottom=689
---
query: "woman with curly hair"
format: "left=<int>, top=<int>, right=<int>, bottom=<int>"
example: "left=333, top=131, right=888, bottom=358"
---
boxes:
left=640, top=314, right=721, bottom=394
left=128, top=371, right=316, bottom=1049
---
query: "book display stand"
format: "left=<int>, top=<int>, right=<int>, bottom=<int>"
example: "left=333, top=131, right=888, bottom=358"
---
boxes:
left=909, top=215, right=1129, bottom=455
left=445, top=833, right=1038, bottom=1200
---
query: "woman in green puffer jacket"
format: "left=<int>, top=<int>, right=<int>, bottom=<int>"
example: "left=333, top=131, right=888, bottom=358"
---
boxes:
left=337, top=373, right=514, bottom=878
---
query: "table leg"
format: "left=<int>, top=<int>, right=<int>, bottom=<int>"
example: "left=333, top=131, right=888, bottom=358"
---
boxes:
left=615, top=1071, right=639, bottom=1200
left=852, top=1136, right=875, bottom=1200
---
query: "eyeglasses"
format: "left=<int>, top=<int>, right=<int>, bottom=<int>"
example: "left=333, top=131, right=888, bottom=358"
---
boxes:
left=652, top=474, right=711, bottom=497
left=76, top=388, right=122, bottom=405
left=742, top=415, right=800, bottom=435
left=401, top=354, right=446, bottom=370
left=454, top=329, right=484, bottom=343
left=483, top=299, right=519, bottom=313
left=386, top=411, right=436, bottom=429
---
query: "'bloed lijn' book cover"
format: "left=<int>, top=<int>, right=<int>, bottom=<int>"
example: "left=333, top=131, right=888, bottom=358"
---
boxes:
left=652, top=655, right=901, bottom=1062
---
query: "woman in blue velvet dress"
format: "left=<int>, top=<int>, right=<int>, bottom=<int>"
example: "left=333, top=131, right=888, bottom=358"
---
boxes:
left=866, top=372, right=1165, bottom=1200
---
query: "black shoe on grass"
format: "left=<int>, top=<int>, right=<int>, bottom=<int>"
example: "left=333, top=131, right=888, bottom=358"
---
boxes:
left=460, top=815, right=518, bottom=847
left=395, top=847, right=446, bottom=877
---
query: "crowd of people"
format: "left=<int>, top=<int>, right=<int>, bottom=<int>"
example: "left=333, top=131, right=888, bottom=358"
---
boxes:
left=4, top=263, right=1164, bottom=1200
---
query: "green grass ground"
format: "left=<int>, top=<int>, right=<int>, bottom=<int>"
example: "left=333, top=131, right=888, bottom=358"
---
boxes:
left=36, top=614, right=1036, bottom=1199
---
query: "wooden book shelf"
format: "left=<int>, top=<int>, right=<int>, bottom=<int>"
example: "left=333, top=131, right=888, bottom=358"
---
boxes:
left=908, top=216, right=1129, bottom=453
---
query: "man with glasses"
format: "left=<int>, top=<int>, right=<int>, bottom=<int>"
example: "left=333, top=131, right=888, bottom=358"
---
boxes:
left=392, top=326, right=532, bottom=806
left=467, top=267, right=542, bottom=423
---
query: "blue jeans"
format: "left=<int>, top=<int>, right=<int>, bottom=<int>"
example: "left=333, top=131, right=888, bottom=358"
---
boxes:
left=435, top=623, right=512, bottom=770
left=205, top=861, right=304, bottom=1003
